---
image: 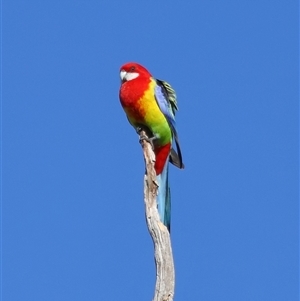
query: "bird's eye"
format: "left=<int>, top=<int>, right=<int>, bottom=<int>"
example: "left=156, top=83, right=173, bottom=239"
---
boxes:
left=130, top=66, right=135, bottom=72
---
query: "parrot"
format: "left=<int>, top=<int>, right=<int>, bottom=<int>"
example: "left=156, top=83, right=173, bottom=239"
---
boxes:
left=119, top=62, right=184, bottom=231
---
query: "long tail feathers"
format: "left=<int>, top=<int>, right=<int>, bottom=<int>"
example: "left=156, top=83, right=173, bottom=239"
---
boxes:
left=154, top=143, right=172, bottom=231
left=156, top=160, right=171, bottom=231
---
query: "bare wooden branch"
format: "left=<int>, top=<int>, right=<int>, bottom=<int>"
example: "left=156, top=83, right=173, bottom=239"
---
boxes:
left=139, top=130, right=175, bottom=301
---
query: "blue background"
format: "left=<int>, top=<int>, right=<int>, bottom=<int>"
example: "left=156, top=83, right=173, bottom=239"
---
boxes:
left=3, top=1, right=298, bottom=300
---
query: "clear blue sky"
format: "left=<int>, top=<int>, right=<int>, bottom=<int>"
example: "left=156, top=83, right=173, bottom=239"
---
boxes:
left=3, top=1, right=298, bottom=300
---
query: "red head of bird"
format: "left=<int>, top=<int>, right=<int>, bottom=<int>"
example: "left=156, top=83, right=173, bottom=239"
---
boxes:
left=120, top=62, right=152, bottom=83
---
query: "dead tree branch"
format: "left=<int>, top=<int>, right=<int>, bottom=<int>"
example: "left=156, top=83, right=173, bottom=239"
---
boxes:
left=139, top=130, right=175, bottom=301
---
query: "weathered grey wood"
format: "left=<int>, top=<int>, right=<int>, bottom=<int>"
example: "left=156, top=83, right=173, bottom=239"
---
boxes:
left=139, top=131, right=175, bottom=301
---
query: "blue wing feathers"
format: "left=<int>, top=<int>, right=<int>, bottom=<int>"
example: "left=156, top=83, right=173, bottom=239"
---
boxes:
left=154, top=80, right=184, bottom=169
left=154, top=84, right=177, bottom=130
left=154, top=79, right=184, bottom=232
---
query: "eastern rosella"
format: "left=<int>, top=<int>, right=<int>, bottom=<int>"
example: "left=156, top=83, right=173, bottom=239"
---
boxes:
left=119, top=62, right=184, bottom=231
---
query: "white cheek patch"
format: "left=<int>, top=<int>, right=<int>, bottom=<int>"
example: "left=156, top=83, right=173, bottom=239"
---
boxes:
left=125, top=72, right=139, bottom=81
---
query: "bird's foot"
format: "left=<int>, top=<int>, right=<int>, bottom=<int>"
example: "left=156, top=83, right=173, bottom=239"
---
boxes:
left=136, top=127, right=156, bottom=150
left=139, top=135, right=156, bottom=150
left=135, top=126, right=144, bottom=135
